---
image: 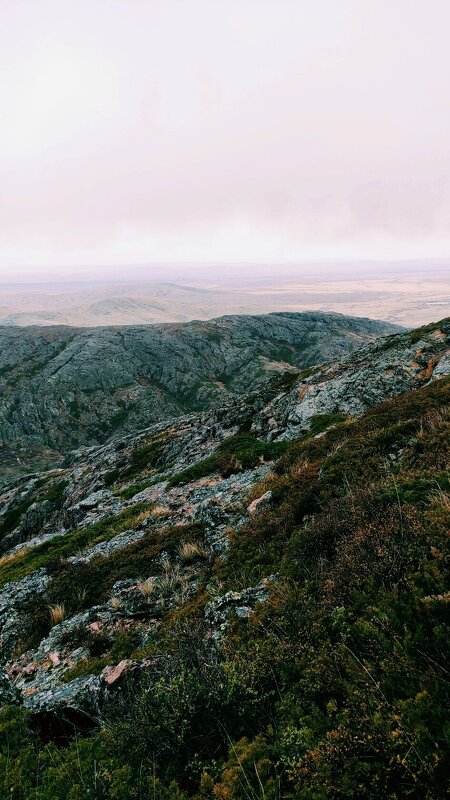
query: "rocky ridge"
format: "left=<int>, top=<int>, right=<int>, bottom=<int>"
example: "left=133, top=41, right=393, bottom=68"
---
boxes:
left=0, top=311, right=399, bottom=482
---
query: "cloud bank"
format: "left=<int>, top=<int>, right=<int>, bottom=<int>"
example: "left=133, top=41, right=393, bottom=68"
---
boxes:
left=1, top=0, right=449, bottom=275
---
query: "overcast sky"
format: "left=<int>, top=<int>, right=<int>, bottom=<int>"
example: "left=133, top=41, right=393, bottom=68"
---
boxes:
left=1, top=0, right=450, bottom=277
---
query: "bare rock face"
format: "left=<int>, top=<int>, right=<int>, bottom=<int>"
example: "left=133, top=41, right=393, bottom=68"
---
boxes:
left=252, top=319, right=450, bottom=440
left=0, top=667, right=21, bottom=706
left=102, top=659, right=133, bottom=687
left=247, top=491, right=273, bottom=516
left=0, top=311, right=400, bottom=481
left=23, top=675, right=103, bottom=720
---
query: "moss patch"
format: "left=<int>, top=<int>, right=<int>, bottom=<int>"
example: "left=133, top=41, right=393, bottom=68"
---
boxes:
left=0, top=502, right=150, bottom=589
left=169, top=433, right=289, bottom=487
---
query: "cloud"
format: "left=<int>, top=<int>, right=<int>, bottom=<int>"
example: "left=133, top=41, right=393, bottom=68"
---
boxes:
left=1, top=0, right=450, bottom=273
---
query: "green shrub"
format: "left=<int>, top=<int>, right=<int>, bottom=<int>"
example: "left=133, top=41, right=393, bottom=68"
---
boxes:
left=169, top=433, right=288, bottom=487
left=0, top=502, right=150, bottom=588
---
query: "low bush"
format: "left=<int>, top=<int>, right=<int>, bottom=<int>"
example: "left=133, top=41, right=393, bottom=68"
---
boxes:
left=0, top=502, right=151, bottom=588
left=169, top=433, right=288, bottom=486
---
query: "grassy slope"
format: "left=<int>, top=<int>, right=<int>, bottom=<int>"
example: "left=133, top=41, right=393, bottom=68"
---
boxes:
left=0, top=377, right=449, bottom=799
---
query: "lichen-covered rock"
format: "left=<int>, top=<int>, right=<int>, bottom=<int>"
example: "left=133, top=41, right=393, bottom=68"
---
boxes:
left=23, top=674, right=102, bottom=719
left=205, top=579, right=276, bottom=636
left=0, top=570, right=51, bottom=658
left=0, top=666, right=22, bottom=706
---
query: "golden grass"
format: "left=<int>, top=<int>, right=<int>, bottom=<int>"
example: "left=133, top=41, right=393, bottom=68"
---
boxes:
left=0, top=546, right=32, bottom=569
left=137, top=577, right=155, bottom=597
left=178, top=540, right=209, bottom=562
left=49, top=603, right=66, bottom=626
left=151, top=505, right=171, bottom=518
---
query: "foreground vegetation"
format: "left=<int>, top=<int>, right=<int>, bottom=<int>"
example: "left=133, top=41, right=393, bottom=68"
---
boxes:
left=0, top=377, right=449, bottom=799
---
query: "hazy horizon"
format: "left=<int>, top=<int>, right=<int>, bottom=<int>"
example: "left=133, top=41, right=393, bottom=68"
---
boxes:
left=1, top=258, right=449, bottom=285
left=1, top=0, right=450, bottom=276
left=1, top=260, right=448, bottom=329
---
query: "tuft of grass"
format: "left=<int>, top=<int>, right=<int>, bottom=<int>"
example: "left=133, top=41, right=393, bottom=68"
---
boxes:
left=137, top=577, right=155, bottom=597
left=178, top=541, right=209, bottom=562
left=49, top=603, right=66, bottom=626
left=155, top=564, right=187, bottom=596
left=109, top=595, right=122, bottom=611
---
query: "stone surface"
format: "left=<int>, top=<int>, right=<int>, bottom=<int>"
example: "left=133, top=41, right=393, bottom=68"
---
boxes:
left=247, top=491, right=273, bottom=516
left=0, top=666, right=22, bottom=706
left=0, top=311, right=399, bottom=480
left=102, top=659, right=133, bottom=686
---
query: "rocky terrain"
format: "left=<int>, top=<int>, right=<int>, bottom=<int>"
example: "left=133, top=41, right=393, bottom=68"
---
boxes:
left=0, top=316, right=448, bottom=799
left=0, top=311, right=399, bottom=482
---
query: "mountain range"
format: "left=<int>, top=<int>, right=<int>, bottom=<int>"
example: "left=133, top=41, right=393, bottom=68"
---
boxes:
left=0, top=311, right=399, bottom=482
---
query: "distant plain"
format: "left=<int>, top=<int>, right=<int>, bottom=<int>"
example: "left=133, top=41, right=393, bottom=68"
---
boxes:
left=0, top=261, right=448, bottom=328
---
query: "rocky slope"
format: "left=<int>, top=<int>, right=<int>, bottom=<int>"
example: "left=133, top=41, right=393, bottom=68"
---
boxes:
left=0, top=311, right=399, bottom=482
left=0, top=317, right=448, bottom=702
left=0, top=317, right=448, bottom=799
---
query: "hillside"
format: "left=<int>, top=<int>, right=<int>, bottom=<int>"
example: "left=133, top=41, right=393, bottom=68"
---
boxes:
left=0, top=317, right=448, bottom=799
left=0, top=311, right=399, bottom=482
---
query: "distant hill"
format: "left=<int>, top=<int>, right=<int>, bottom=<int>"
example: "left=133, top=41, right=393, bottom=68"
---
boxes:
left=1, top=261, right=449, bottom=328
left=0, top=311, right=400, bottom=481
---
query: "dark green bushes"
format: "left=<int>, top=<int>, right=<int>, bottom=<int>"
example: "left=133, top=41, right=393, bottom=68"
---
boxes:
left=169, top=433, right=288, bottom=487
left=0, top=502, right=150, bottom=588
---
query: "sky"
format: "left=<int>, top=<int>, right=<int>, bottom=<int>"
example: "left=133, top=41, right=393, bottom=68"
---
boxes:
left=1, top=0, right=450, bottom=278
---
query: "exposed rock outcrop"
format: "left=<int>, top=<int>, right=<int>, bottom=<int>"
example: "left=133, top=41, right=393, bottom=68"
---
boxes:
left=0, top=311, right=400, bottom=481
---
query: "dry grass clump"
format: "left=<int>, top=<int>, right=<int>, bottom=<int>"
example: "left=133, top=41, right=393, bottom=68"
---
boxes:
left=178, top=540, right=209, bottom=562
left=49, top=603, right=66, bottom=626
left=137, top=577, right=155, bottom=597
left=0, top=546, right=32, bottom=569
left=151, top=505, right=171, bottom=518
left=430, top=487, right=450, bottom=510
left=131, top=508, right=154, bottom=527
left=76, top=587, right=87, bottom=605
left=154, top=564, right=188, bottom=596
left=109, top=595, right=122, bottom=610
